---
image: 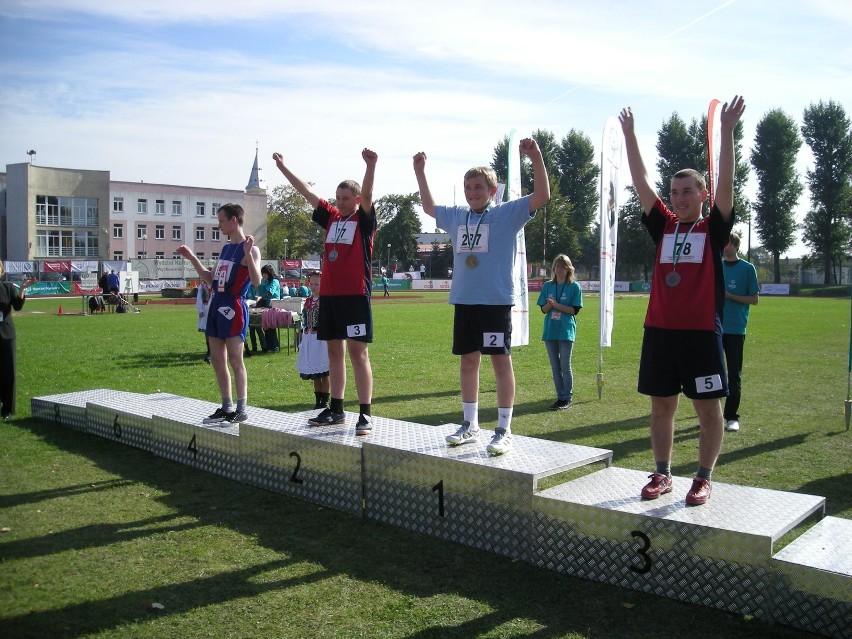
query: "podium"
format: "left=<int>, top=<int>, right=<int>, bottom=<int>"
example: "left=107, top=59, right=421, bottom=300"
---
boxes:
left=32, top=390, right=850, bottom=638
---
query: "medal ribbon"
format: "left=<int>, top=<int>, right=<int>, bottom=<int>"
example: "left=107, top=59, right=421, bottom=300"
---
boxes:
left=464, top=208, right=487, bottom=254
left=670, top=219, right=698, bottom=272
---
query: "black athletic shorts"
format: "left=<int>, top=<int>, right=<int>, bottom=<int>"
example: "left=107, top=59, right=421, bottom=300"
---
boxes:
left=638, top=326, right=728, bottom=399
left=452, top=304, right=512, bottom=355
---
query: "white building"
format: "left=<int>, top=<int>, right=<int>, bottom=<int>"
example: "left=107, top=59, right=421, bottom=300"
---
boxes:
left=0, top=151, right=267, bottom=262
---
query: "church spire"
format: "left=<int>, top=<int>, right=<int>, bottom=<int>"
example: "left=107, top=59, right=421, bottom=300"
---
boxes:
left=245, top=142, right=266, bottom=194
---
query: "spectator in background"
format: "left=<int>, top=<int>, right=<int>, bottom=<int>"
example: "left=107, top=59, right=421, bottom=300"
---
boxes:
left=256, top=264, right=281, bottom=352
left=0, top=263, right=37, bottom=420
left=721, top=232, right=759, bottom=432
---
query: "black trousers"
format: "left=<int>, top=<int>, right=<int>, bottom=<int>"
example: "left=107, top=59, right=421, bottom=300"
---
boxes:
left=723, top=333, right=745, bottom=420
left=0, top=337, right=16, bottom=417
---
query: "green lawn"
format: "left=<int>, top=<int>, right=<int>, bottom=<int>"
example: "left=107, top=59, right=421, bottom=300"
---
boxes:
left=1, top=292, right=849, bottom=638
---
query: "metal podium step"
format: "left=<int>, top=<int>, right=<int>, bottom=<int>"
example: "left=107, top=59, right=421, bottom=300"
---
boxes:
left=362, top=422, right=613, bottom=560
left=529, top=466, right=826, bottom=618
left=29, top=390, right=847, bottom=637
left=31, top=389, right=149, bottom=434
left=239, top=408, right=366, bottom=514
left=769, top=516, right=852, bottom=638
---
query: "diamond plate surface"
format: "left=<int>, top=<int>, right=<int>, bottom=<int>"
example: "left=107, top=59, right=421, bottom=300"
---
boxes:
left=240, top=409, right=363, bottom=514
left=360, top=424, right=611, bottom=561
left=769, top=516, right=852, bottom=638
left=529, top=467, right=826, bottom=618
left=31, top=389, right=147, bottom=433
left=536, top=467, right=825, bottom=559
left=147, top=397, right=242, bottom=481
left=86, top=402, right=153, bottom=451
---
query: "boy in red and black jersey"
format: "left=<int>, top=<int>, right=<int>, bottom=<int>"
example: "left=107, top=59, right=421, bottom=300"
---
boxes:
left=619, top=96, right=746, bottom=506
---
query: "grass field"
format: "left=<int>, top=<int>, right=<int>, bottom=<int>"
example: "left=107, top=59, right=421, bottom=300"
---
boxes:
left=1, top=292, right=850, bottom=638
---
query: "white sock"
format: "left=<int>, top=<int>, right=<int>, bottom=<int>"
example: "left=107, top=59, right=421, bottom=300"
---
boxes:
left=497, top=407, right=513, bottom=434
left=462, top=401, right=478, bottom=429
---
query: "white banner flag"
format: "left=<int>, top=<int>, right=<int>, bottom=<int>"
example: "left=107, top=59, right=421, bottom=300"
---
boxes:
left=599, top=117, right=622, bottom=348
left=506, top=129, right=529, bottom=347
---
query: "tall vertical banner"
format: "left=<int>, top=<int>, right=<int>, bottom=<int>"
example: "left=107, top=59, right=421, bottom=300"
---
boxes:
left=507, top=128, right=529, bottom=347
left=707, top=98, right=722, bottom=211
left=598, top=118, right=622, bottom=398
left=599, top=117, right=622, bottom=348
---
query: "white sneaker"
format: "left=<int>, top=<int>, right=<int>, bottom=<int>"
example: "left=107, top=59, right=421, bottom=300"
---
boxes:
left=446, top=421, right=479, bottom=446
left=486, top=428, right=513, bottom=455
left=725, top=419, right=740, bottom=432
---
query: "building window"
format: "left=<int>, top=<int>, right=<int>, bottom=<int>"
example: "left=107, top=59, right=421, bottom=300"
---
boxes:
left=113, top=224, right=123, bottom=239
left=35, top=229, right=83, bottom=257
left=137, top=225, right=147, bottom=239
left=211, top=202, right=221, bottom=216
left=35, top=195, right=97, bottom=227
left=155, top=252, right=165, bottom=259
left=196, top=227, right=205, bottom=241
left=212, top=228, right=221, bottom=241
left=113, top=197, right=124, bottom=213
left=196, top=252, right=205, bottom=259
left=172, top=201, right=182, bottom=216
left=137, top=199, right=148, bottom=214
left=155, top=199, right=166, bottom=215
left=196, top=202, right=205, bottom=217
left=155, top=225, right=165, bottom=240
left=172, top=226, right=182, bottom=241
left=211, top=252, right=220, bottom=260
left=113, top=251, right=124, bottom=261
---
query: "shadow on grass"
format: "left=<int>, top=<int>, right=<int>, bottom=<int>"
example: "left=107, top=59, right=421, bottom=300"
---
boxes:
left=122, top=351, right=208, bottom=368
left=796, top=472, right=852, bottom=516
left=1, top=479, right=133, bottom=508
left=2, top=418, right=798, bottom=639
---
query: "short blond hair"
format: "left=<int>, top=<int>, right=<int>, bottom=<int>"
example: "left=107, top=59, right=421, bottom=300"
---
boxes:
left=464, top=166, right=498, bottom=190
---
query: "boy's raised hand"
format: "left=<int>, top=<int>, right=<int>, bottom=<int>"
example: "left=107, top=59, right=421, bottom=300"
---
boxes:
left=618, top=107, right=635, bottom=135
left=721, top=95, right=746, bottom=129
left=412, top=151, right=427, bottom=172
left=519, top=138, right=541, bottom=157
left=362, top=148, right=378, bottom=165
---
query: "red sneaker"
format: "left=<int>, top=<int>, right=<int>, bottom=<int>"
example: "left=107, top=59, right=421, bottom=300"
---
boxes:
left=640, top=473, right=673, bottom=499
left=685, top=478, right=712, bottom=505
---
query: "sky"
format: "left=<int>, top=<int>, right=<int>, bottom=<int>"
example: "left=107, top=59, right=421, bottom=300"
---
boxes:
left=1, top=0, right=850, bottom=259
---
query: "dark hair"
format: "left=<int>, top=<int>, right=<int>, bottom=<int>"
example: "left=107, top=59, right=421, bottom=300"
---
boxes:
left=261, top=264, right=276, bottom=280
left=218, top=203, right=245, bottom=226
left=671, top=168, right=706, bottom=191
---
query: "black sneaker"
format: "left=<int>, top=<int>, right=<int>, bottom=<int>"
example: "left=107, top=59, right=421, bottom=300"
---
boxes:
left=226, top=411, right=248, bottom=424
left=549, top=400, right=572, bottom=410
left=203, top=408, right=229, bottom=424
left=355, top=415, right=373, bottom=436
left=308, top=408, right=345, bottom=426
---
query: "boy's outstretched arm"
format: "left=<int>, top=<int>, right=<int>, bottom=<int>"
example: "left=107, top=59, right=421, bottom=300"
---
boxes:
left=520, top=138, right=550, bottom=211
left=714, top=95, right=746, bottom=221
left=272, top=152, right=320, bottom=209
left=618, top=108, right=658, bottom=214
left=412, top=152, right=436, bottom=219
left=360, top=148, right=377, bottom=215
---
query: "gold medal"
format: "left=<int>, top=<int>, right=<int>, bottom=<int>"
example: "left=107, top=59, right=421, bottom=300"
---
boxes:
left=465, top=254, right=478, bottom=268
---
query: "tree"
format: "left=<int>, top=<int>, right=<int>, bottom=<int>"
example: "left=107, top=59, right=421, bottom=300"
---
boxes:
left=749, top=109, right=803, bottom=282
left=655, top=112, right=703, bottom=204
left=801, top=100, right=852, bottom=284
left=374, top=193, right=422, bottom=272
left=616, top=186, right=656, bottom=282
left=557, top=129, right=600, bottom=262
left=266, top=184, right=324, bottom=260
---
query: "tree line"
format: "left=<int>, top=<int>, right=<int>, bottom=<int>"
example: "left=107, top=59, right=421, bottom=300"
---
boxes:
left=265, top=100, right=851, bottom=285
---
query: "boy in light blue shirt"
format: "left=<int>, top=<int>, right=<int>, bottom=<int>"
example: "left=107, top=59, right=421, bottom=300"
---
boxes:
left=413, top=138, right=550, bottom=455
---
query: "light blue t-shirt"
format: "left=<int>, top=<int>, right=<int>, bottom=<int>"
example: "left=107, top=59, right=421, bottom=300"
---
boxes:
left=722, top=258, right=759, bottom=335
left=435, top=196, right=534, bottom=305
left=537, top=280, right=583, bottom=341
